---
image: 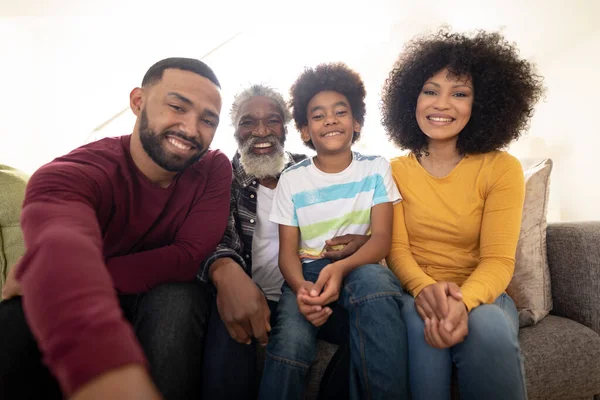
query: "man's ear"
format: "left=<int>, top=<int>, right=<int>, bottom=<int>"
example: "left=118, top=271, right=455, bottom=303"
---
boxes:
left=300, top=126, right=311, bottom=143
left=130, top=87, right=144, bottom=117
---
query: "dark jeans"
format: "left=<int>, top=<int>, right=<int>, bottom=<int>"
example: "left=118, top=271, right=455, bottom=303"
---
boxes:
left=259, top=259, right=408, bottom=400
left=0, top=282, right=211, bottom=400
left=202, top=289, right=351, bottom=400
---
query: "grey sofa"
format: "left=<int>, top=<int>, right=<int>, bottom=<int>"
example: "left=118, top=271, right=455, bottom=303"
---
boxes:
left=261, top=222, right=600, bottom=400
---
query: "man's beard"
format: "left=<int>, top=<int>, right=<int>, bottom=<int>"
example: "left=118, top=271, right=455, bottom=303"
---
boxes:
left=138, top=109, right=207, bottom=172
left=236, top=133, right=287, bottom=179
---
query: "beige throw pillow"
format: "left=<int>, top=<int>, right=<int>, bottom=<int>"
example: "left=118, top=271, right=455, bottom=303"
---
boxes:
left=507, top=158, right=553, bottom=328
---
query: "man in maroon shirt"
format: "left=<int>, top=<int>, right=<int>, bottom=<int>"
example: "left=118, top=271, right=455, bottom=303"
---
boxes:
left=0, top=57, right=231, bottom=400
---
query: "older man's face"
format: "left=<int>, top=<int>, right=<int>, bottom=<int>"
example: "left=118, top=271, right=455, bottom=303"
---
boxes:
left=234, top=96, right=287, bottom=178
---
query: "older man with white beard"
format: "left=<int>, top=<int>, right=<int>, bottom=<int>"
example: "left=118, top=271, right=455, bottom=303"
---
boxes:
left=199, top=85, right=368, bottom=399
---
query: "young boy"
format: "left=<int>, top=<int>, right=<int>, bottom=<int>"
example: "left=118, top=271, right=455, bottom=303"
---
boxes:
left=258, top=63, right=408, bottom=400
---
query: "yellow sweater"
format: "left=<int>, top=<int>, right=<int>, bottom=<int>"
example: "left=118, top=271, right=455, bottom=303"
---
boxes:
left=387, top=151, right=525, bottom=311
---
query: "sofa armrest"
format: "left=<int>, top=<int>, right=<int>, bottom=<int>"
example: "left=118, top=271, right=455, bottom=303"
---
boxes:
left=546, top=222, right=600, bottom=335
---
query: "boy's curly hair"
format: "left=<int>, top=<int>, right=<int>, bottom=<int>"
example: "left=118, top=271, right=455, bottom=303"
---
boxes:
left=289, top=62, right=366, bottom=150
left=381, top=29, right=545, bottom=154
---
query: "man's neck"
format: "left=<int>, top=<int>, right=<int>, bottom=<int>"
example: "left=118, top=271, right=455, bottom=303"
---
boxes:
left=130, top=132, right=176, bottom=188
left=258, top=176, right=278, bottom=189
left=313, top=150, right=353, bottom=174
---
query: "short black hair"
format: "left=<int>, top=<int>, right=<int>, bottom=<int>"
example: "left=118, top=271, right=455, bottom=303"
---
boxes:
left=142, top=57, right=221, bottom=89
left=381, top=29, right=545, bottom=154
left=289, top=62, right=366, bottom=150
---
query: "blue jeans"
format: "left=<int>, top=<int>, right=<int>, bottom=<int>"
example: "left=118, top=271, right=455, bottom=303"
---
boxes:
left=259, top=259, right=408, bottom=400
left=202, top=293, right=351, bottom=400
left=402, top=293, right=527, bottom=400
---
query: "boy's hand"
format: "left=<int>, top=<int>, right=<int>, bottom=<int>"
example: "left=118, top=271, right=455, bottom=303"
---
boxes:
left=301, top=264, right=344, bottom=307
left=296, top=281, right=332, bottom=327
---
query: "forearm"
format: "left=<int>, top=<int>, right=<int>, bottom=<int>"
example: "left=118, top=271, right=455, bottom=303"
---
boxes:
left=460, top=258, right=515, bottom=311
left=333, top=233, right=390, bottom=275
left=106, top=242, right=217, bottom=293
left=279, top=252, right=304, bottom=294
left=20, top=201, right=146, bottom=396
left=209, top=257, right=246, bottom=289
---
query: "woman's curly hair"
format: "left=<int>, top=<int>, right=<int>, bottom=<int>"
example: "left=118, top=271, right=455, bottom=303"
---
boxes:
left=290, top=62, right=366, bottom=150
left=381, top=29, right=545, bottom=154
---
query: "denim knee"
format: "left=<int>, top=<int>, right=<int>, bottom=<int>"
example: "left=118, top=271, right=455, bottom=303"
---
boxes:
left=343, top=264, right=403, bottom=303
left=266, top=290, right=318, bottom=369
left=464, top=301, right=519, bottom=355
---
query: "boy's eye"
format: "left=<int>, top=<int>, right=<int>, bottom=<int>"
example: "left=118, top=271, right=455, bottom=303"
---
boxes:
left=335, top=110, right=347, bottom=116
left=312, top=114, right=324, bottom=120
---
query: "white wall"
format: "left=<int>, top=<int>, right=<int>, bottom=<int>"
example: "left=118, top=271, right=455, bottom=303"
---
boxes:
left=1, top=0, right=599, bottom=221
left=513, top=29, right=600, bottom=222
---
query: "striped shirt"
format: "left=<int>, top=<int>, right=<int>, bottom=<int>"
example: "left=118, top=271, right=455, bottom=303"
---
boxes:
left=198, top=151, right=307, bottom=282
left=270, top=152, right=401, bottom=261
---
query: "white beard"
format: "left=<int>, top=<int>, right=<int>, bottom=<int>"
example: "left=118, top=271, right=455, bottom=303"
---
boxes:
left=239, top=150, right=287, bottom=179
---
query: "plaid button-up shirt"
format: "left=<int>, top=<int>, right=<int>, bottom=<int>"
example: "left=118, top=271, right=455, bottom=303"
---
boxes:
left=199, top=151, right=307, bottom=282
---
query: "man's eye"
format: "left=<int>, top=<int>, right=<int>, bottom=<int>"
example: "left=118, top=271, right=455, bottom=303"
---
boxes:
left=203, top=119, right=215, bottom=127
left=169, top=104, right=183, bottom=112
left=239, top=121, right=253, bottom=126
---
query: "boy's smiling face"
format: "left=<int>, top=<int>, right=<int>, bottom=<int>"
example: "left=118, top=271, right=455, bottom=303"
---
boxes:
left=301, top=91, right=361, bottom=155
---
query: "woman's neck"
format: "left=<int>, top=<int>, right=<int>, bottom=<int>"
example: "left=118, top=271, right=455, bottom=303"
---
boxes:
left=418, top=138, right=463, bottom=177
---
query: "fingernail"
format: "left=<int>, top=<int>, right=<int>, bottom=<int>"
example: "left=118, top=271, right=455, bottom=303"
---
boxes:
left=315, top=306, right=322, bottom=311
left=310, top=290, right=318, bottom=296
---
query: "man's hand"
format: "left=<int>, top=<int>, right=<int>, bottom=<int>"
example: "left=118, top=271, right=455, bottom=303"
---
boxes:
left=424, top=297, right=468, bottom=349
left=70, top=364, right=162, bottom=400
left=321, top=234, right=370, bottom=260
left=295, top=281, right=332, bottom=327
left=300, top=263, right=344, bottom=307
left=1, top=257, right=23, bottom=300
left=211, top=260, right=271, bottom=346
left=415, top=281, right=463, bottom=321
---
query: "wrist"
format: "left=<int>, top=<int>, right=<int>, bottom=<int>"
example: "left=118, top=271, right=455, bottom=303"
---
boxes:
left=210, top=259, right=243, bottom=288
left=330, top=260, right=351, bottom=276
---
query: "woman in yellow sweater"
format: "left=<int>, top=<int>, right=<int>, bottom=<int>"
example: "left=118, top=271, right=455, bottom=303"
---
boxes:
left=381, top=30, right=544, bottom=400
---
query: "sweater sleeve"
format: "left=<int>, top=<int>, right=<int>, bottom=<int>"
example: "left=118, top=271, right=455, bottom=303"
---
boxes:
left=17, top=162, right=147, bottom=396
left=387, top=199, right=437, bottom=297
left=460, top=155, right=525, bottom=311
left=106, top=153, right=232, bottom=293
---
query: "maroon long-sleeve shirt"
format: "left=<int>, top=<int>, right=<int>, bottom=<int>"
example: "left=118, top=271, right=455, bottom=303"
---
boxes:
left=16, top=135, right=232, bottom=396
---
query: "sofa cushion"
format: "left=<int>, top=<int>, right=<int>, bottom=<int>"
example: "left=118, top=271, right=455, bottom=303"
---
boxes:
left=0, top=165, right=28, bottom=293
left=507, top=159, right=553, bottom=327
left=519, top=315, right=600, bottom=400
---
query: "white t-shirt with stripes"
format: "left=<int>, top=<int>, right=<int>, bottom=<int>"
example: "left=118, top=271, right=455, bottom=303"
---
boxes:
left=270, top=152, right=401, bottom=262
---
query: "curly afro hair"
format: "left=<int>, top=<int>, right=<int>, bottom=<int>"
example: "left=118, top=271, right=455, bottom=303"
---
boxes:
left=381, top=29, right=545, bottom=154
left=290, top=62, right=366, bottom=150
